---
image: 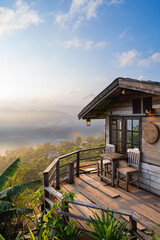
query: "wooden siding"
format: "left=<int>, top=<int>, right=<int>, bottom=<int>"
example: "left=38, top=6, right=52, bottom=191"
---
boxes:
left=142, top=116, right=160, bottom=166
left=140, top=162, right=160, bottom=195
left=108, top=93, right=160, bottom=115
left=105, top=94, right=160, bottom=195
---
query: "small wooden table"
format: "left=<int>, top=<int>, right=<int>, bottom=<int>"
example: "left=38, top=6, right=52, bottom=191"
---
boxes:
left=100, top=153, right=128, bottom=187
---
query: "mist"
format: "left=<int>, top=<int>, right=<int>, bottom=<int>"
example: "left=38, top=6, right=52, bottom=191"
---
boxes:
left=0, top=109, right=104, bottom=155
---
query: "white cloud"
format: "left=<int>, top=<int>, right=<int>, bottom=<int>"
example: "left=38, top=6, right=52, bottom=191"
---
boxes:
left=116, top=50, right=160, bottom=67
left=68, top=89, right=79, bottom=95
left=95, top=41, right=107, bottom=48
left=96, top=76, right=109, bottom=82
left=55, top=0, right=103, bottom=29
left=117, top=50, right=140, bottom=67
left=138, top=75, right=146, bottom=80
left=65, top=38, right=82, bottom=48
left=118, top=27, right=130, bottom=39
left=151, top=52, right=160, bottom=63
left=106, top=0, right=124, bottom=6
left=138, top=52, right=160, bottom=66
left=84, top=40, right=94, bottom=49
left=0, top=0, right=42, bottom=36
left=138, top=58, right=150, bottom=66
left=62, top=38, right=107, bottom=50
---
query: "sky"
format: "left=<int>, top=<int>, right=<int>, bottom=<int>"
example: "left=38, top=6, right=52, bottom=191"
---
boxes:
left=0, top=0, right=160, bottom=154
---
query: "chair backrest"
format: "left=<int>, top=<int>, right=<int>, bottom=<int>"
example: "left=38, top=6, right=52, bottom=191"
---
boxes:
left=105, top=144, right=115, bottom=154
left=127, top=149, right=140, bottom=170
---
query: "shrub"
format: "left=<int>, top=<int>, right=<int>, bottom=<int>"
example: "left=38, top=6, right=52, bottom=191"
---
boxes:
left=85, top=208, right=132, bottom=240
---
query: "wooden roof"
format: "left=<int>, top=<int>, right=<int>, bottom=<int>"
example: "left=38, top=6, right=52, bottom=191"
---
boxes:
left=78, top=77, right=160, bottom=120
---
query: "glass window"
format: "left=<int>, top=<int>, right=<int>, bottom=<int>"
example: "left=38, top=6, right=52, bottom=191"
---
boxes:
left=127, top=120, right=132, bottom=130
left=110, top=117, right=140, bottom=154
left=133, top=120, right=139, bottom=131
left=125, top=118, right=140, bottom=152
left=112, top=120, right=117, bottom=129
left=117, top=119, right=122, bottom=130
left=118, top=131, right=122, bottom=141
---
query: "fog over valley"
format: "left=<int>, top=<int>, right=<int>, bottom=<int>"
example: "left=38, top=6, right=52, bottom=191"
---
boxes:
left=0, top=109, right=104, bottom=155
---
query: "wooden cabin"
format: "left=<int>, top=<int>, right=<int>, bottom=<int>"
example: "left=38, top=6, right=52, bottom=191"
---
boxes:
left=78, top=77, right=160, bottom=196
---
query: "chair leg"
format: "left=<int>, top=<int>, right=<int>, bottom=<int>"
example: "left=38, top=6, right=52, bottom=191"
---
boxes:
left=137, top=173, right=139, bottom=188
left=97, top=162, right=99, bottom=176
left=126, top=173, right=129, bottom=191
left=117, top=170, right=119, bottom=187
left=104, top=164, right=107, bottom=176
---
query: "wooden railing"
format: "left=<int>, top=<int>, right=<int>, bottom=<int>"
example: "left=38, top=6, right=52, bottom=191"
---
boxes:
left=43, top=146, right=158, bottom=240
left=43, top=146, right=105, bottom=210
left=43, top=146, right=105, bottom=189
left=43, top=187, right=141, bottom=239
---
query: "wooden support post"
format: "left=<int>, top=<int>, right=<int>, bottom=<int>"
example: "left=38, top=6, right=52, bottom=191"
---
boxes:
left=68, top=162, right=74, bottom=183
left=129, top=216, right=137, bottom=240
left=67, top=162, right=74, bottom=183
left=76, top=151, right=80, bottom=177
left=43, top=172, right=50, bottom=212
left=56, top=160, right=60, bottom=189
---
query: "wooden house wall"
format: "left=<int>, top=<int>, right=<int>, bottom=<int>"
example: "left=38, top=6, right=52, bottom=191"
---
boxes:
left=140, top=116, right=160, bottom=195
left=109, top=93, right=160, bottom=115
left=105, top=93, right=160, bottom=195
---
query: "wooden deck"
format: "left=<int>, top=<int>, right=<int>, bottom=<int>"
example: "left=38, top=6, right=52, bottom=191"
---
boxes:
left=60, top=162, right=160, bottom=240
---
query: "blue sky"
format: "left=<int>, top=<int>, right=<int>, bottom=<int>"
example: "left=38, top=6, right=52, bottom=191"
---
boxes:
left=0, top=0, right=160, bottom=153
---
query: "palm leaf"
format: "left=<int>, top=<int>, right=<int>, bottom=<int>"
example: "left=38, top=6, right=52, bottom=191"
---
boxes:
left=0, top=207, right=33, bottom=222
left=0, top=175, right=8, bottom=191
left=0, top=234, right=5, bottom=240
left=0, top=200, right=13, bottom=211
left=0, top=158, right=20, bottom=190
left=15, top=231, right=22, bottom=240
left=0, top=180, right=41, bottom=200
left=29, top=227, right=36, bottom=240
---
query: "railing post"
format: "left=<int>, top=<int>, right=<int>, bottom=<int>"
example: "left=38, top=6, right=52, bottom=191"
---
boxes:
left=129, top=216, right=137, bottom=240
left=76, top=151, right=80, bottom=177
left=56, top=160, right=60, bottom=189
left=43, top=172, right=50, bottom=212
left=68, top=162, right=74, bottom=183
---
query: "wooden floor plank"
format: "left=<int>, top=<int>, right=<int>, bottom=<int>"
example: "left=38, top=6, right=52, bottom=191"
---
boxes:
left=86, top=173, right=160, bottom=225
left=79, top=174, right=120, bottom=198
left=55, top=165, right=160, bottom=238
left=74, top=178, right=147, bottom=231
left=89, top=173, right=160, bottom=213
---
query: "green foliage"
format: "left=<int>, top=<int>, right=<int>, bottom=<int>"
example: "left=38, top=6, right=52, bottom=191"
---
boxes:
left=86, top=208, right=132, bottom=240
left=0, top=235, right=5, bottom=240
left=58, top=190, right=76, bottom=203
left=0, top=158, right=20, bottom=190
left=0, top=158, right=41, bottom=239
left=151, top=230, right=160, bottom=240
left=24, top=190, right=81, bottom=240
left=0, top=133, right=105, bottom=239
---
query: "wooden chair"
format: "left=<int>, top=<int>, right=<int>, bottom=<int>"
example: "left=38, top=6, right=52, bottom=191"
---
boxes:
left=117, top=149, right=140, bottom=191
left=97, top=144, right=115, bottom=177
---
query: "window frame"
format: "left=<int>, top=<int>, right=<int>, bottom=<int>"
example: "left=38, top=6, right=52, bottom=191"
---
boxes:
left=110, top=116, right=141, bottom=154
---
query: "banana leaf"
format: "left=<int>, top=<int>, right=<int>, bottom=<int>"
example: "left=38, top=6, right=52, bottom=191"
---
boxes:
left=0, top=207, right=33, bottom=222
left=0, top=180, right=41, bottom=201
left=0, top=158, right=20, bottom=190
left=0, top=200, right=13, bottom=211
